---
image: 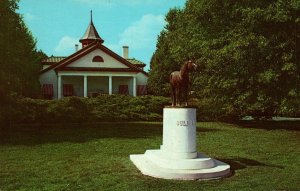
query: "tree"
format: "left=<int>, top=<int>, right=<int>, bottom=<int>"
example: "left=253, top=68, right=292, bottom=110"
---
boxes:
left=0, top=0, right=46, bottom=101
left=148, top=0, right=300, bottom=118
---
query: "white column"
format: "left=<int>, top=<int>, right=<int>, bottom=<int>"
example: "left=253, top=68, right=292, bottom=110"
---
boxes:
left=58, top=75, right=62, bottom=99
left=162, top=108, right=197, bottom=159
left=109, top=76, right=112, bottom=95
left=133, top=76, right=137, bottom=97
left=84, top=75, right=88, bottom=97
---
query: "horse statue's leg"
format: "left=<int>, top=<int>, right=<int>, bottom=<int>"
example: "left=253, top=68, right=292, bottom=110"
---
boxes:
left=183, top=86, right=188, bottom=106
left=176, top=87, right=180, bottom=106
left=178, top=88, right=181, bottom=106
left=171, top=86, right=175, bottom=107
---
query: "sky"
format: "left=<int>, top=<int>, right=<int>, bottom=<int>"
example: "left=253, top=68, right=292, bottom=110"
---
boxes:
left=18, top=0, right=186, bottom=71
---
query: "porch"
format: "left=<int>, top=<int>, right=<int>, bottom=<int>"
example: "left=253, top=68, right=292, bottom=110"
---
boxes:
left=57, top=74, right=139, bottom=99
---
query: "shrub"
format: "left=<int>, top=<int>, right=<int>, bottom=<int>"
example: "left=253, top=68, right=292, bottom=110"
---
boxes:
left=87, top=95, right=170, bottom=122
left=4, top=94, right=296, bottom=124
left=47, top=97, right=90, bottom=123
left=190, top=98, right=240, bottom=121
left=0, top=95, right=50, bottom=124
left=0, top=95, right=171, bottom=124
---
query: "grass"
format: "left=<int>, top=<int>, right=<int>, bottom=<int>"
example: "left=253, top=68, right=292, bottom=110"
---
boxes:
left=0, top=121, right=299, bottom=191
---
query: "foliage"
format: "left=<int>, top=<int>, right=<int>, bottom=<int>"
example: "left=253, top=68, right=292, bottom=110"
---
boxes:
left=0, top=0, right=46, bottom=102
left=0, top=95, right=170, bottom=124
left=47, top=97, right=90, bottom=123
left=86, top=95, right=169, bottom=121
left=148, top=0, right=300, bottom=118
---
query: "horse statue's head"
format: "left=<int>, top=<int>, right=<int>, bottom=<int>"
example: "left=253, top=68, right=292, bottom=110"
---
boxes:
left=186, top=60, right=198, bottom=71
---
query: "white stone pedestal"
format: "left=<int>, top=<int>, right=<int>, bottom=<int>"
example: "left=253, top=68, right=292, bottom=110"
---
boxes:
left=130, top=107, right=231, bottom=180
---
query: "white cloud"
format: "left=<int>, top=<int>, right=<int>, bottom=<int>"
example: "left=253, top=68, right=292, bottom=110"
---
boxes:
left=118, top=14, right=166, bottom=50
left=23, top=13, right=37, bottom=22
left=103, top=14, right=165, bottom=70
left=54, top=36, right=79, bottom=55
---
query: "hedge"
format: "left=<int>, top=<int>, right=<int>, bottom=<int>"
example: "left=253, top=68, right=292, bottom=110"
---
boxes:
left=0, top=95, right=170, bottom=124
left=1, top=94, right=296, bottom=125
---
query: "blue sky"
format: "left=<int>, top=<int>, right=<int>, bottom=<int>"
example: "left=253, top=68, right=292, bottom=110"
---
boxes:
left=18, top=0, right=186, bottom=71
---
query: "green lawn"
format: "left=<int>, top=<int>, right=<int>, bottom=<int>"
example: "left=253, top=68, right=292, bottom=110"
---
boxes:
left=0, top=121, right=299, bottom=191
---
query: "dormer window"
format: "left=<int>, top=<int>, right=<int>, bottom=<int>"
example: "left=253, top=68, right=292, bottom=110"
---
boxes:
left=92, top=56, right=104, bottom=62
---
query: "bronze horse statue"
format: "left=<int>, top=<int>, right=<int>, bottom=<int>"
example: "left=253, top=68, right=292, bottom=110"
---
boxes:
left=170, top=60, right=198, bottom=107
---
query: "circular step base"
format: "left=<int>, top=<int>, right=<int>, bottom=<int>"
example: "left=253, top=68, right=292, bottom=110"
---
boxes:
left=145, top=150, right=215, bottom=170
left=130, top=152, right=231, bottom=180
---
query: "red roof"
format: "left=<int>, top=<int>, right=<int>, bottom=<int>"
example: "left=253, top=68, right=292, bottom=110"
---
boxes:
left=80, top=21, right=104, bottom=44
left=40, top=41, right=148, bottom=76
left=42, top=56, right=66, bottom=64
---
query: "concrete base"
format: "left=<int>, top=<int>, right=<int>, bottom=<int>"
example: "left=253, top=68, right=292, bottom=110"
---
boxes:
left=130, top=150, right=231, bottom=180
left=130, top=107, right=231, bottom=180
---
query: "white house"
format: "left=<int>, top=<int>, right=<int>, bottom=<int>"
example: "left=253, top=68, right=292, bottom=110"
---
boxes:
left=39, top=13, right=148, bottom=99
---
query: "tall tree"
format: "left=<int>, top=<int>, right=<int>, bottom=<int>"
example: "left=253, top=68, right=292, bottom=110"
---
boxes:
left=0, top=0, right=46, bottom=100
left=148, top=0, right=300, bottom=118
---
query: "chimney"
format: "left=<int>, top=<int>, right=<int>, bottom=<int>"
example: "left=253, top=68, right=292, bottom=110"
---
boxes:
left=122, top=46, right=129, bottom=59
left=75, top=44, right=79, bottom=52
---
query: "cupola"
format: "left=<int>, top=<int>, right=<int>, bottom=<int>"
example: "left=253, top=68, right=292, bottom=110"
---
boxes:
left=79, top=11, right=104, bottom=48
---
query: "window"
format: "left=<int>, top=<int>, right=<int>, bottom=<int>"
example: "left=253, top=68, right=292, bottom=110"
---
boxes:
left=119, top=85, right=129, bottom=95
left=137, top=85, right=147, bottom=96
left=63, top=84, right=75, bottom=97
left=92, top=56, right=104, bottom=62
left=41, top=84, right=53, bottom=99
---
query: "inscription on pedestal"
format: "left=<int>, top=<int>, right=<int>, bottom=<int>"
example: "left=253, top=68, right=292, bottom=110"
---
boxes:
left=176, top=120, right=195, bottom=127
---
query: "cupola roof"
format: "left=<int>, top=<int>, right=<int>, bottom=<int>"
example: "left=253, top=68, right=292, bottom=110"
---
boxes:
left=79, top=11, right=104, bottom=44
